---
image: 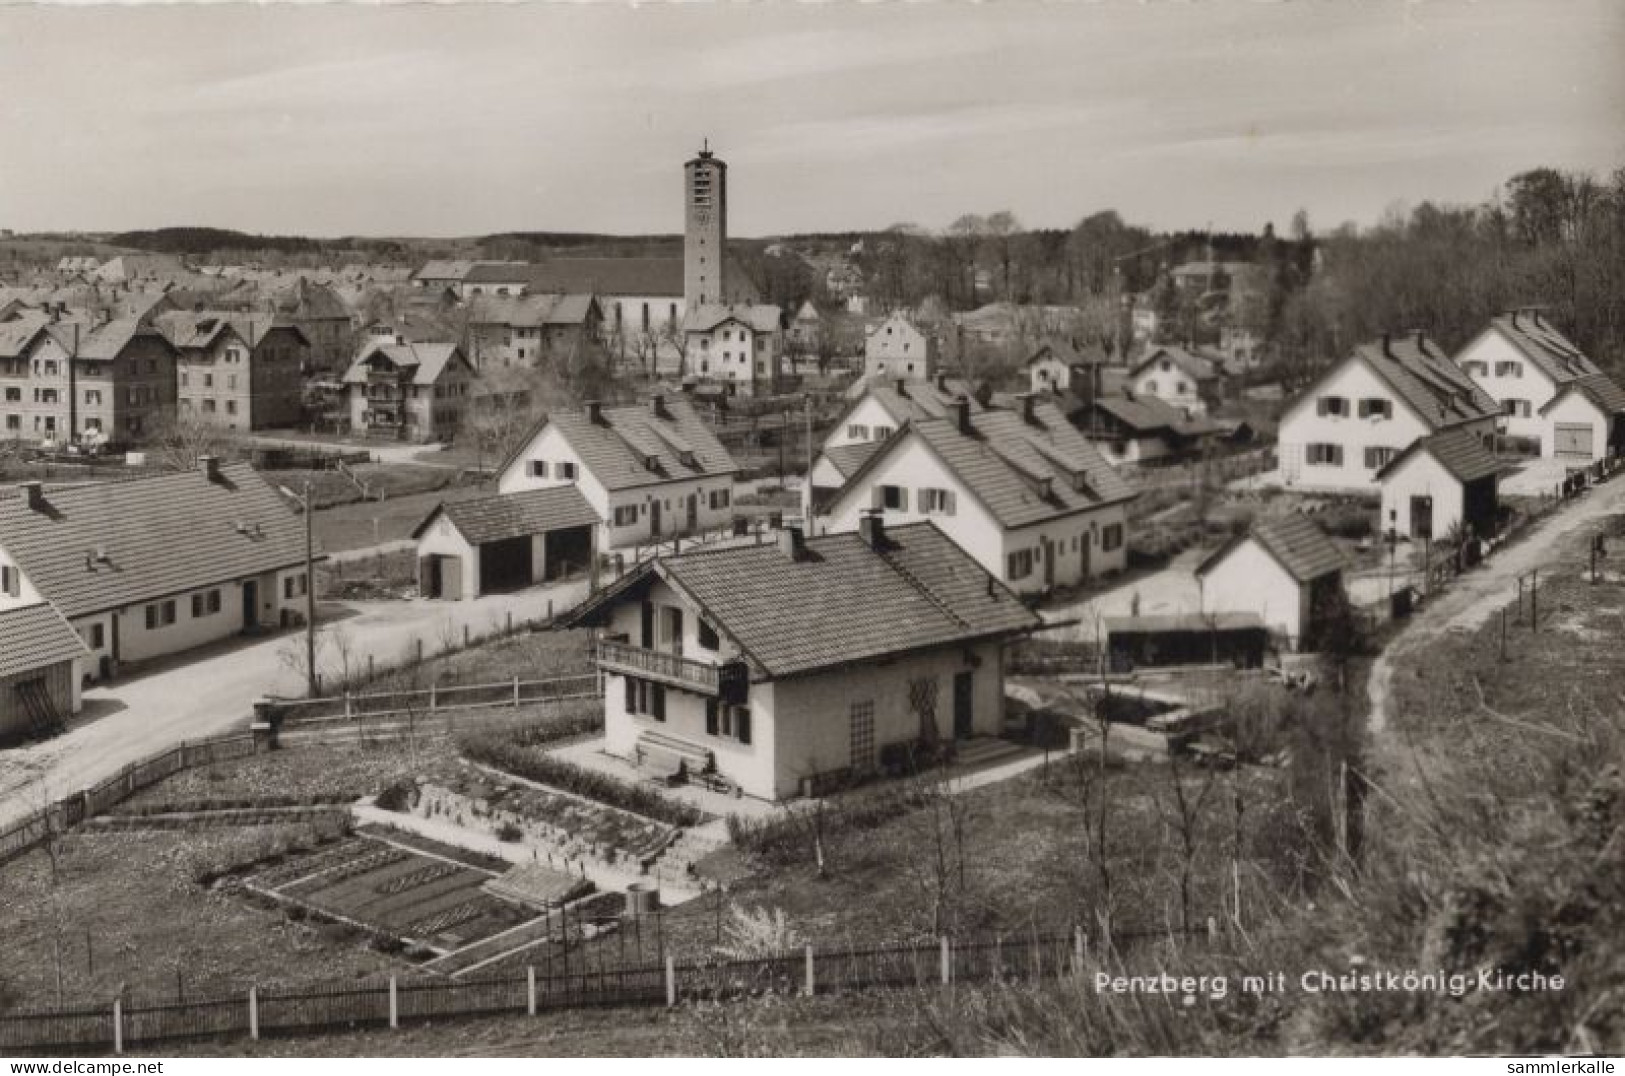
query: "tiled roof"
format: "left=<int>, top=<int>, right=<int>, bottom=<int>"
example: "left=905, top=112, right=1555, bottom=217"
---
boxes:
left=0, top=311, right=51, bottom=358
left=469, top=294, right=599, bottom=330
left=574, top=522, right=1040, bottom=680
left=341, top=342, right=468, bottom=386
left=1026, top=338, right=1111, bottom=368
left=73, top=319, right=173, bottom=362
left=503, top=398, right=739, bottom=493
left=1541, top=371, right=1625, bottom=417
left=1198, top=514, right=1345, bottom=584
left=0, top=464, right=313, bottom=619
left=1358, top=334, right=1499, bottom=428
left=820, top=441, right=884, bottom=481
left=155, top=311, right=309, bottom=353
left=864, top=401, right=1133, bottom=529
left=414, top=260, right=479, bottom=282
left=682, top=303, right=781, bottom=334
left=414, top=485, right=599, bottom=545
left=1129, top=345, right=1218, bottom=382
left=1091, top=393, right=1220, bottom=436
left=1378, top=427, right=1503, bottom=485
left=0, top=602, right=91, bottom=680
left=848, top=377, right=985, bottom=421
left=1485, top=312, right=1599, bottom=384
left=464, top=258, right=757, bottom=300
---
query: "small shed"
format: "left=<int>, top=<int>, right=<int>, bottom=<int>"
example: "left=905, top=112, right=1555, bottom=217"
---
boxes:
left=413, top=486, right=600, bottom=600
left=1103, top=612, right=1268, bottom=672
left=1376, top=428, right=1502, bottom=543
left=1196, top=515, right=1347, bottom=652
left=0, top=603, right=90, bottom=743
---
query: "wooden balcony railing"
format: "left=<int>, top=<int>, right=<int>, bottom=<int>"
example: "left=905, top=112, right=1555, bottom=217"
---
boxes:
left=597, top=640, right=749, bottom=702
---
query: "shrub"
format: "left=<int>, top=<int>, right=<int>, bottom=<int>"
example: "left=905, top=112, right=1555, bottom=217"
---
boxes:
left=374, top=778, right=418, bottom=813
left=495, top=820, right=524, bottom=842
left=457, top=729, right=703, bottom=827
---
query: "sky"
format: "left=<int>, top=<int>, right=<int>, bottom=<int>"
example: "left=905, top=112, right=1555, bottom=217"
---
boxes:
left=0, top=1, right=1621, bottom=239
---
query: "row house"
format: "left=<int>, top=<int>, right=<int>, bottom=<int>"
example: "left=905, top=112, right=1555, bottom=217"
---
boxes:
left=1277, top=333, right=1498, bottom=491
left=341, top=336, right=474, bottom=442
left=0, top=459, right=317, bottom=682
left=1454, top=310, right=1625, bottom=461
left=817, top=394, right=1136, bottom=596
left=465, top=293, right=603, bottom=370
left=157, top=311, right=309, bottom=431
left=565, top=517, right=1040, bottom=800
left=0, top=309, right=176, bottom=445
left=496, top=394, right=739, bottom=552
left=681, top=303, right=784, bottom=396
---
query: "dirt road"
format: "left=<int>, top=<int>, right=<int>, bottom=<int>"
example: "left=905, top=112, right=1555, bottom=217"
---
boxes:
left=1366, top=478, right=1625, bottom=735
left=0, top=578, right=590, bottom=829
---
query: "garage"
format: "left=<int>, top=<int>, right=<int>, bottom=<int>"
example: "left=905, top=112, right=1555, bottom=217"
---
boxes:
left=412, top=485, right=601, bottom=600
left=1554, top=423, right=1594, bottom=459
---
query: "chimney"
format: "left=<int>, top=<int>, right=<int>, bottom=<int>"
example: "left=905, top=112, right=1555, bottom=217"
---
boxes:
left=778, top=522, right=807, bottom=561
left=1381, top=332, right=1393, bottom=359
left=1510, top=310, right=1520, bottom=331
left=585, top=400, right=603, bottom=425
left=1414, top=330, right=1426, bottom=354
left=650, top=393, right=668, bottom=419
left=1019, top=392, right=1038, bottom=424
left=199, top=455, right=220, bottom=482
left=858, top=509, right=886, bottom=550
left=21, top=481, right=44, bottom=510
left=954, top=394, right=973, bottom=435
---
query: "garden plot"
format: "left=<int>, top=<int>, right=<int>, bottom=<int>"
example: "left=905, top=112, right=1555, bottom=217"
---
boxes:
left=245, top=834, right=544, bottom=956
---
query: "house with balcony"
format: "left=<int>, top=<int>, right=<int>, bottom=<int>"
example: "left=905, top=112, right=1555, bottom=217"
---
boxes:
left=496, top=394, right=739, bottom=552
left=816, top=394, right=1135, bottom=596
left=564, top=516, right=1041, bottom=800
left=0, top=458, right=318, bottom=682
left=1277, top=333, right=1499, bottom=492
left=341, top=336, right=474, bottom=441
left=1454, top=310, right=1625, bottom=461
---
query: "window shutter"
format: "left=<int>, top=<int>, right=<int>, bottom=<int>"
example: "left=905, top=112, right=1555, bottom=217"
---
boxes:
left=1316, top=398, right=1327, bottom=416
left=945, top=490, right=956, bottom=515
left=737, top=707, right=752, bottom=745
left=706, top=699, right=719, bottom=735
left=898, top=488, right=909, bottom=512
left=871, top=486, right=883, bottom=510
left=624, top=676, right=637, bottom=713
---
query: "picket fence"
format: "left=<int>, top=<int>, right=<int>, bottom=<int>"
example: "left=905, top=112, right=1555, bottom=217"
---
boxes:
left=0, top=931, right=1102, bottom=1054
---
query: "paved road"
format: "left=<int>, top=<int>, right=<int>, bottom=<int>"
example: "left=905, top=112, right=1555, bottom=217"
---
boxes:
left=0, top=578, right=591, bottom=829
left=1366, top=477, right=1625, bottom=736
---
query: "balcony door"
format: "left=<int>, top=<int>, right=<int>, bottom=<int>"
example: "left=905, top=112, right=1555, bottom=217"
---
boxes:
left=658, top=605, right=684, bottom=657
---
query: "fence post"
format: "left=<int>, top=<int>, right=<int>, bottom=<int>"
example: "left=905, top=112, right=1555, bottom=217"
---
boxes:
left=804, top=944, right=815, bottom=997
left=343, top=691, right=352, bottom=720
left=514, top=675, right=521, bottom=709
left=527, top=966, right=537, bottom=1016
left=940, top=936, right=951, bottom=986
left=389, top=976, right=398, bottom=1029
left=665, top=955, right=676, bottom=1007
left=429, top=684, right=437, bottom=711
left=112, top=997, right=123, bottom=1054
left=248, top=985, right=259, bottom=1041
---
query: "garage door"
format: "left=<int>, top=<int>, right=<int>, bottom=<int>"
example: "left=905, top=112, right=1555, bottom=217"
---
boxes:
left=1554, top=423, right=1594, bottom=459
left=478, top=537, right=534, bottom=595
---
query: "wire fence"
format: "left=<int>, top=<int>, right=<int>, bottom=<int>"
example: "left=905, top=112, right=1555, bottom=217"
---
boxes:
left=264, top=673, right=600, bottom=725
left=0, top=928, right=1139, bottom=1054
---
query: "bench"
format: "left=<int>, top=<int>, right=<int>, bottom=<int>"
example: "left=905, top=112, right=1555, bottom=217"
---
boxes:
left=635, top=730, right=713, bottom=785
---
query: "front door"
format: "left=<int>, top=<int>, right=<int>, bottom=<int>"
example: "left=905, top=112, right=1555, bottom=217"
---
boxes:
left=241, top=580, right=258, bottom=631
left=1080, top=531, right=1091, bottom=581
left=952, top=671, right=974, bottom=739
left=1410, top=496, right=1433, bottom=542
left=686, top=493, right=698, bottom=532
left=1042, top=538, right=1055, bottom=588
left=650, top=498, right=662, bottom=537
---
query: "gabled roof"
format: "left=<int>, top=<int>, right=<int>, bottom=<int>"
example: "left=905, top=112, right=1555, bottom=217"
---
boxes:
left=817, top=441, right=884, bottom=481
left=683, top=303, right=781, bottom=335
left=412, top=485, right=600, bottom=545
left=566, top=522, right=1040, bottom=680
left=72, top=319, right=175, bottom=363
left=341, top=341, right=468, bottom=386
left=0, top=311, right=52, bottom=359
left=0, top=602, right=92, bottom=680
left=155, top=311, right=310, bottom=353
left=469, top=294, right=601, bottom=330
left=1375, top=426, right=1503, bottom=485
left=1089, top=393, right=1221, bottom=437
left=1539, top=371, right=1625, bottom=417
left=1290, top=334, right=1499, bottom=433
left=843, top=376, right=984, bottom=420
left=0, top=464, right=315, bottom=620
left=464, top=258, right=758, bottom=301
left=500, top=398, right=739, bottom=492
left=1027, top=339, right=1110, bottom=368
left=1473, top=311, right=1600, bottom=384
left=1197, top=514, right=1345, bottom=584
left=834, top=400, right=1134, bottom=530
left=1129, top=345, right=1218, bottom=382
left=414, top=260, right=479, bottom=283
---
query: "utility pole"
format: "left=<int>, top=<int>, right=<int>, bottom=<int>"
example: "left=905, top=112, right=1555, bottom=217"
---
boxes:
left=304, top=479, right=318, bottom=695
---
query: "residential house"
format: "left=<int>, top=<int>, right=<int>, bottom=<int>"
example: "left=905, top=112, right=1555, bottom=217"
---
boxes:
left=341, top=336, right=474, bottom=441
left=466, top=294, right=603, bottom=369
left=788, top=300, right=821, bottom=354
left=819, top=394, right=1135, bottom=595
left=1454, top=310, right=1625, bottom=460
left=92, top=254, right=187, bottom=284
left=1025, top=339, right=1109, bottom=397
left=808, top=375, right=984, bottom=513
left=1196, top=514, right=1346, bottom=652
left=496, top=394, right=740, bottom=551
left=413, top=485, right=600, bottom=600
left=0, top=309, right=176, bottom=445
left=0, top=601, right=90, bottom=742
left=0, top=460, right=317, bottom=681
left=158, top=312, right=309, bottom=431
left=864, top=312, right=938, bottom=381
left=1125, top=345, right=1221, bottom=416
left=564, top=517, right=1041, bottom=800
left=1078, top=392, right=1224, bottom=465
left=1277, top=333, right=1499, bottom=491
left=682, top=303, right=784, bottom=397
left=1377, top=426, right=1503, bottom=544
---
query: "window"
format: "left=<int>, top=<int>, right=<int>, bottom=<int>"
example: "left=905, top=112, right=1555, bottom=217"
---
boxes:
left=4, top=388, right=19, bottom=402
left=1357, top=398, right=1392, bottom=419
left=192, top=593, right=204, bottom=618
left=624, top=677, right=665, bottom=721
left=1502, top=399, right=1531, bottom=418
left=87, top=622, right=104, bottom=649
left=1007, top=549, right=1034, bottom=579
left=226, top=401, right=237, bottom=416
left=873, top=425, right=893, bottom=440
left=847, top=424, right=870, bottom=440
left=145, top=600, right=176, bottom=630
left=705, top=701, right=751, bottom=743
left=708, top=489, right=731, bottom=510
left=203, top=373, right=213, bottom=388
left=202, top=399, right=216, bottom=413
left=1307, top=443, right=1344, bottom=466
left=527, top=460, right=548, bottom=478
left=3, top=416, right=16, bottom=430
left=613, top=504, right=639, bottom=527
left=1494, top=361, right=1523, bottom=378
left=1364, top=446, right=1397, bottom=469
left=878, top=484, right=908, bottom=511
left=1101, top=523, right=1124, bottom=552
left=697, top=619, right=719, bottom=650
left=558, top=462, right=577, bottom=480
left=1, top=564, right=18, bottom=597
left=1316, top=396, right=1349, bottom=417
left=1464, top=361, right=1488, bottom=377
left=85, top=390, right=101, bottom=406
left=919, top=488, right=957, bottom=515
